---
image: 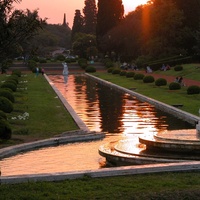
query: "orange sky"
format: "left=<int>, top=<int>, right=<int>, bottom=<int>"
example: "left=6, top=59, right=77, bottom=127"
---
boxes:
left=13, top=0, right=148, bottom=28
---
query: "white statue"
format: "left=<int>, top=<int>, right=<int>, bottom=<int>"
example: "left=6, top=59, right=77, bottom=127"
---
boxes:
left=62, top=62, right=68, bottom=84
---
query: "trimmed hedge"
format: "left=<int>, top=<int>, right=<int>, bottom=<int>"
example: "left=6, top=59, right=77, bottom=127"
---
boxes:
left=120, top=71, right=127, bottom=76
left=107, top=67, right=114, bottom=73
left=112, top=69, right=121, bottom=74
left=169, top=82, right=181, bottom=90
left=0, top=110, right=7, bottom=120
left=0, top=89, right=15, bottom=103
left=134, top=73, right=144, bottom=80
left=143, top=75, right=155, bottom=83
left=0, top=119, right=12, bottom=140
left=155, top=78, right=167, bottom=86
left=187, top=85, right=200, bottom=94
left=126, top=71, right=135, bottom=78
left=1, top=82, right=17, bottom=92
left=85, top=66, right=96, bottom=73
left=0, top=96, right=14, bottom=113
left=174, top=65, right=183, bottom=71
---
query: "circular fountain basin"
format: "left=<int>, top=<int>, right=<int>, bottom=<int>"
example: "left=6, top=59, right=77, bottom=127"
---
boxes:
left=99, top=129, right=200, bottom=166
left=139, top=129, right=200, bottom=153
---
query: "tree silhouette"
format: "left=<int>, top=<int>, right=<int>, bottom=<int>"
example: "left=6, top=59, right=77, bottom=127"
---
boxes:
left=83, top=0, right=97, bottom=34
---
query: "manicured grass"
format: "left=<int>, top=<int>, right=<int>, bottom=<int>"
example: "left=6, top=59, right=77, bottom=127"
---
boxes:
left=154, top=63, right=200, bottom=81
left=0, top=172, right=200, bottom=199
left=0, top=73, right=78, bottom=147
left=93, top=71, right=200, bottom=116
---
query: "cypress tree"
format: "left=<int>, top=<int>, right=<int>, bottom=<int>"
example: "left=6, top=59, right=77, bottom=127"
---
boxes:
left=83, top=0, right=97, bottom=34
left=71, top=10, right=84, bottom=41
left=96, top=0, right=124, bottom=37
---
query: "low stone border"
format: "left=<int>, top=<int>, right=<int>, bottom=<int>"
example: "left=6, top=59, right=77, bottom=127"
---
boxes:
left=1, top=161, right=200, bottom=184
left=86, top=74, right=200, bottom=126
left=0, top=131, right=105, bottom=160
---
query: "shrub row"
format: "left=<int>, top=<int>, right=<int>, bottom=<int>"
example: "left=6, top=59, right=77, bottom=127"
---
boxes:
left=107, top=68, right=200, bottom=94
left=0, top=71, right=21, bottom=140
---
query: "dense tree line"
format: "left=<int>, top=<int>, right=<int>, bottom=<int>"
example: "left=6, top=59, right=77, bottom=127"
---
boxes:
left=101, top=0, right=200, bottom=63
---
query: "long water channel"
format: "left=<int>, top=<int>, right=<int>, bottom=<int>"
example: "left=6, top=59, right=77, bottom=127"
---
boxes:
left=0, top=74, right=194, bottom=176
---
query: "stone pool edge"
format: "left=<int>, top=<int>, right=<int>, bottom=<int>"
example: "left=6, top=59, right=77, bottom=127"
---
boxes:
left=1, top=161, right=200, bottom=184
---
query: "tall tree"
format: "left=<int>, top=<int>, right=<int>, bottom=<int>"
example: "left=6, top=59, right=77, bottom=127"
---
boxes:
left=71, top=10, right=84, bottom=42
left=83, top=0, right=97, bottom=34
left=96, top=0, right=124, bottom=49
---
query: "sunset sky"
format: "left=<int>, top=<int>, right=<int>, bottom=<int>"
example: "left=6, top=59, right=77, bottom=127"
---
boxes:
left=13, top=0, right=148, bottom=28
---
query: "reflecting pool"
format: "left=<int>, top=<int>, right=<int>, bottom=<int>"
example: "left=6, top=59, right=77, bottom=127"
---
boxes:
left=0, top=75, right=194, bottom=176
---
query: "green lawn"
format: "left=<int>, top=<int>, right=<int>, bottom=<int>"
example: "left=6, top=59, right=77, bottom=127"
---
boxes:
left=0, top=172, right=200, bottom=199
left=93, top=67, right=200, bottom=116
left=0, top=73, right=78, bottom=147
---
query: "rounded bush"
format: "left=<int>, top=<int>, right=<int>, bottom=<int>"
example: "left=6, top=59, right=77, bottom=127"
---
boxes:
left=0, top=89, right=15, bottom=103
left=120, top=71, right=127, bottom=76
left=126, top=71, right=135, bottom=78
left=1, top=82, right=17, bottom=92
left=107, top=67, right=114, bottom=73
left=0, top=110, right=7, bottom=120
left=78, top=58, right=88, bottom=69
left=0, top=96, right=13, bottom=113
left=5, top=80, right=17, bottom=87
left=134, top=73, right=144, bottom=80
left=0, top=119, right=12, bottom=140
left=169, top=82, right=181, bottom=90
left=7, top=75, right=19, bottom=84
left=85, top=66, right=96, bottom=73
left=143, top=75, right=155, bottom=83
left=12, top=69, right=21, bottom=77
left=155, top=78, right=167, bottom=86
left=187, top=85, right=200, bottom=95
left=112, top=69, right=121, bottom=74
left=105, top=61, right=114, bottom=68
left=174, top=65, right=183, bottom=71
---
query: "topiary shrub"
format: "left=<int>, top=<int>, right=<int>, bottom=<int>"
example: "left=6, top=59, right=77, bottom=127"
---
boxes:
left=0, top=89, right=15, bottom=103
left=105, top=61, right=114, bottom=68
left=5, top=80, right=18, bottom=87
left=12, top=69, right=21, bottom=77
left=78, top=58, right=88, bottom=69
left=134, top=73, right=144, bottom=80
left=120, top=71, right=127, bottom=76
left=0, top=119, right=12, bottom=140
left=0, top=96, right=13, bottom=113
left=112, top=69, right=121, bottom=74
left=143, top=75, right=155, bottom=83
left=169, top=82, right=181, bottom=90
left=0, top=110, right=7, bottom=120
left=7, top=75, right=19, bottom=84
left=174, top=65, right=183, bottom=71
left=155, top=78, right=167, bottom=86
left=107, top=67, right=114, bottom=73
left=1, top=82, right=17, bottom=92
left=85, top=66, right=96, bottom=73
left=187, top=85, right=200, bottom=94
left=126, top=71, right=135, bottom=78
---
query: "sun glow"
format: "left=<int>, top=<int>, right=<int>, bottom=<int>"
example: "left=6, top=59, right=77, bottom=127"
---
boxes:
left=123, top=0, right=149, bottom=14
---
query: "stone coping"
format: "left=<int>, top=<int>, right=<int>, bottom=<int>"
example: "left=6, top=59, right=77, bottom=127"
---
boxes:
left=1, top=161, right=200, bottom=184
left=0, top=131, right=105, bottom=160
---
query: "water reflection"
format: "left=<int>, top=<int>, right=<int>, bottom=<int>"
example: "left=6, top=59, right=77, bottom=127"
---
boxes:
left=50, top=74, right=193, bottom=135
left=0, top=74, right=194, bottom=176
